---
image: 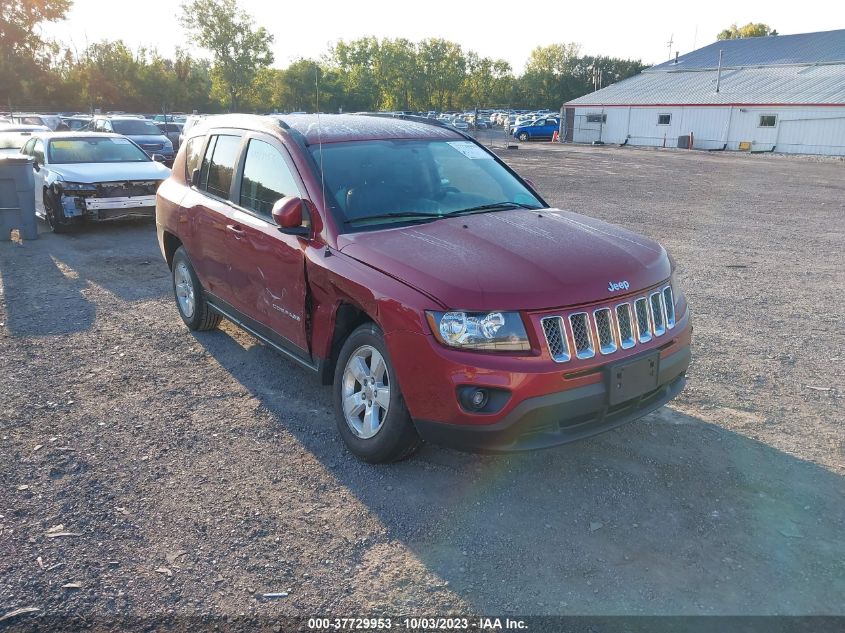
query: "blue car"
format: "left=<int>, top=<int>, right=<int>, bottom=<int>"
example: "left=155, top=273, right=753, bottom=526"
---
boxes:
left=90, top=116, right=175, bottom=163
left=512, top=117, right=560, bottom=142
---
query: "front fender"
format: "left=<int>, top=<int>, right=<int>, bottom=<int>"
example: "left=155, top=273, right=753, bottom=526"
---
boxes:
left=306, top=246, right=443, bottom=364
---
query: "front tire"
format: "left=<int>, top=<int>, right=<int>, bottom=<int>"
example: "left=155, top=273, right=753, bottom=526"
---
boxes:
left=44, top=192, right=71, bottom=233
left=333, top=323, right=421, bottom=463
left=518, top=132, right=530, bottom=142
left=171, top=247, right=221, bottom=331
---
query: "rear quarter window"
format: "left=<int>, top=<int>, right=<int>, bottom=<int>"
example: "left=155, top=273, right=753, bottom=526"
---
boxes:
left=184, top=136, right=205, bottom=182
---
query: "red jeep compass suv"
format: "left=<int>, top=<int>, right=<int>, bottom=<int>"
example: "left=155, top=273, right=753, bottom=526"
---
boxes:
left=156, top=114, right=691, bottom=462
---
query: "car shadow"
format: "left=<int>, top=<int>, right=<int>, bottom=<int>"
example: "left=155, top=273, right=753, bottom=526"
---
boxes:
left=191, top=326, right=845, bottom=615
left=0, top=220, right=167, bottom=336
left=0, top=233, right=96, bottom=337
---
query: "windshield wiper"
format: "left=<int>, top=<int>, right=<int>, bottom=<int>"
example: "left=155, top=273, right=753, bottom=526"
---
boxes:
left=446, top=201, right=541, bottom=217
left=344, top=212, right=442, bottom=226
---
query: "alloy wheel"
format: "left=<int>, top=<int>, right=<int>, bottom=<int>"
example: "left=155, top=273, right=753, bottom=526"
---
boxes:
left=342, top=345, right=391, bottom=439
left=174, top=261, right=195, bottom=318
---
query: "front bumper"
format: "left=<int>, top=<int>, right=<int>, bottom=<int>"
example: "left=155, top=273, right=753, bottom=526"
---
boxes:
left=414, top=346, right=689, bottom=452
left=386, top=304, right=691, bottom=452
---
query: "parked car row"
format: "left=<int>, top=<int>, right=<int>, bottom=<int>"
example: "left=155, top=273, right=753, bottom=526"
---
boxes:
left=1, top=120, right=172, bottom=231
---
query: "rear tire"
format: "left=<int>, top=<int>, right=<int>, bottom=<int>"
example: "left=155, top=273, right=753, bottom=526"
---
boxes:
left=333, top=323, right=421, bottom=463
left=171, top=247, right=221, bottom=331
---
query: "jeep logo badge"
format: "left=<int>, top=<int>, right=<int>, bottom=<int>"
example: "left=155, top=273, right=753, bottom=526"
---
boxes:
left=608, top=280, right=630, bottom=292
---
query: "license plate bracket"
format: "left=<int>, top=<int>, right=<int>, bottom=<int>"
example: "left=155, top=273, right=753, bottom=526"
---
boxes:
left=606, top=351, right=660, bottom=406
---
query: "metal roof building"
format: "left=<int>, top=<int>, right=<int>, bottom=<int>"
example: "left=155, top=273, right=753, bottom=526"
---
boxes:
left=562, top=29, right=845, bottom=155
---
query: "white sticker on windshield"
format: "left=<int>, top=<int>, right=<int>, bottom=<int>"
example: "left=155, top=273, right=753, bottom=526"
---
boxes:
left=446, top=141, right=492, bottom=160
left=111, top=138, right=131, bottom=144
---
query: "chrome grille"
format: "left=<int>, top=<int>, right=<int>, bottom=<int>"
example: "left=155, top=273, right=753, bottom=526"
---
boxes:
left=634, top=297, right=652, bottom=343
left=541, top=316, right=570, bottom=363
left=593, top=308, right=617, bottom=355
left=663, top=286, right=676, bottom=329
left=615, top=303, right=636, bottom=349
left=569, top=313, right=595, bottom=359
left=540, top=283, right=677, bottom=363
left=650, top=292, right=666, bottom=336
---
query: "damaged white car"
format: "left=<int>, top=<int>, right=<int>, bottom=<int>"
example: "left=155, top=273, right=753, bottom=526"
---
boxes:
left=19, top=132, right=170, bottom=233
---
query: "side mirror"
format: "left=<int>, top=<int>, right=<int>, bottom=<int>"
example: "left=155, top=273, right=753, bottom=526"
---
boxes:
left=152, top=153, right=167, bottom=163
left=271, top=196, right=311, bottom=237
left=191, top=168, right=200, bottom=187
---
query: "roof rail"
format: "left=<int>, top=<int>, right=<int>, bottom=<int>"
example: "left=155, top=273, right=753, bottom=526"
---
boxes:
left=350, top=111, right=451, bottom=129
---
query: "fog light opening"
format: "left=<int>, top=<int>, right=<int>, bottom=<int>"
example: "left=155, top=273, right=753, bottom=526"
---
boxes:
left=461, top=388, right=489, bottom=411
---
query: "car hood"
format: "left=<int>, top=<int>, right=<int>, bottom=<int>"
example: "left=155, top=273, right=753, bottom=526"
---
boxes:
left=337, top=208, right=671, bottom=311
left=49, top=161, right=171, bottom=183
left=127, top=134, right=172, bottom=146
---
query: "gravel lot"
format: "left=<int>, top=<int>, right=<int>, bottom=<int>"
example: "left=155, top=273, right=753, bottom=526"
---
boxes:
left=1, top=144, right=843, bottom=626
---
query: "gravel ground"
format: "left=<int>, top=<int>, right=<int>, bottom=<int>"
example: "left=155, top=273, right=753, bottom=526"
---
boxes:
left=1, top=144, right=843, bottom=627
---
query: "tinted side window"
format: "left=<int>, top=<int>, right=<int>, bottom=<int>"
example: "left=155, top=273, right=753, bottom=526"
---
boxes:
left=239, top=139, right=300, bottom=217
left=205, top=135, right=241, bottom=199
left=199, top=135, right=217, bottom=189
left=184, top=136, right=205, bottom=183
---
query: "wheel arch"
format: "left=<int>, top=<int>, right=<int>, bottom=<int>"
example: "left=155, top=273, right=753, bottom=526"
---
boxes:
left=318, top=301, right=376, bottom=385
left=162, top=231, right=183, bottom=269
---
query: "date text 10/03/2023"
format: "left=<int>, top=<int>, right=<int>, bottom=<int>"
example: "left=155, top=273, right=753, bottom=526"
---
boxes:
left=307, top=618, right=528, bottom=630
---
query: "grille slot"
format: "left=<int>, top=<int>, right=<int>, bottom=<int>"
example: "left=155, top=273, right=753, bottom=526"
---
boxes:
left=615, top=303, right=636, bottom=349
left=650, top=292, right=666, bottom=336
left=663, top=286, right=676, bottom=329
left=539, top=283, right=676, bottom=361
left=541, top=316, right=570, bottom=363
left=593, top=308, right=617, bottom=355
left=569, top=312, right=595, bottom=359
left=634, top=297, right=652, bottom=343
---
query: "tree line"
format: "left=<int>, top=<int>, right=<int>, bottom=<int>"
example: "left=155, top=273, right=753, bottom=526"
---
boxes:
left=1, top=1, right=774, bottom=115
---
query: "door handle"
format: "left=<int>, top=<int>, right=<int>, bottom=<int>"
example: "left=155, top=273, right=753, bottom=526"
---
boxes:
left=226, top=224, right=245, bottom=237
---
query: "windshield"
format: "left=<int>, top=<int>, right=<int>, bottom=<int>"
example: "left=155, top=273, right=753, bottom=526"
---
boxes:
left=48, top=137, right=150, bottom=164
left=311, top=139, right=543, bottom=231
left=111, top=119, right=162, bottom=136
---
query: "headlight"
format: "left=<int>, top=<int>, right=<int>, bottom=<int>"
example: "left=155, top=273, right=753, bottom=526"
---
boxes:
left=61, top=182, right=97, bottom=191
left=426, top=310, right=530, bottom=351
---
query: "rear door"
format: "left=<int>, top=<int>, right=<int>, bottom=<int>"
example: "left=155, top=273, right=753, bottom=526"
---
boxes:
left=224, top=134, right=309, bottom=353
left=183, top=132, right=244, bottom=302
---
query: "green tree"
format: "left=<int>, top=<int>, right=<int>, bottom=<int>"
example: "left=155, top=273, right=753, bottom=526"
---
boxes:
left=520, top=43, right=581, bottom=107
left=180, top=0, right=273, bottom=111
left=0, top=0, right=71, bottom=107
left=717, top=22, right=777, bottom=40
left=417, top=38, right=465, bottom=110
left=329, top=37, right=381, bottom=111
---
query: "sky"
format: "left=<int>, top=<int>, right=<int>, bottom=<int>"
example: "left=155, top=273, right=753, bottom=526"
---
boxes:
left=41, top=0, right=845, bottom=72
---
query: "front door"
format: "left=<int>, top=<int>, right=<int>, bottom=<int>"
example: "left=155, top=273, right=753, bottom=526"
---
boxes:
left=224, top=135, right=309, bottom=353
